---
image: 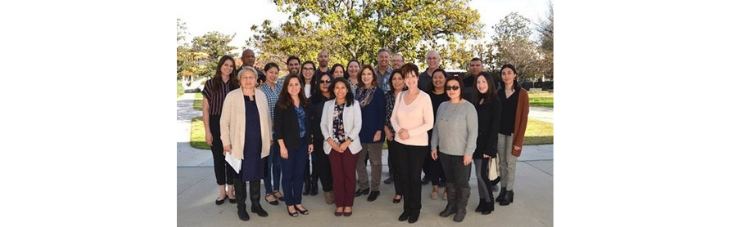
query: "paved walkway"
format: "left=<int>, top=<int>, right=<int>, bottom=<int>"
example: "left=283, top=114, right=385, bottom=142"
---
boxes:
left=177, top=92, right=554, bottom=226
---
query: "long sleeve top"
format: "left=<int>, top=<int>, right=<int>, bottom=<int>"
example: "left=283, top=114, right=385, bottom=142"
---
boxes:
left=390, top=91, right=434, bottom=146
left=219, top=88, right=271, bottom=160
left=473, top=98, right=502, bottom=158
left=430, top=100, right=478, bottom=157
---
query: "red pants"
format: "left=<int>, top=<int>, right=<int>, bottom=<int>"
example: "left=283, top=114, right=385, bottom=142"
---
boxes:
left=328, top=148, right=358, bottom=207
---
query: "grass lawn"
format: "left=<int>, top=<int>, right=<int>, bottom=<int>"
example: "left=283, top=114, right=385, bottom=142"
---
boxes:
left=177, top=81, right=184, bottom=98
left=524, top=118, right=553, bottom=145
left=190, top=116, right=211, bottom=150
left=193, top=93, right=203, bottom=110
left=528, top=91, right=553, bottom=108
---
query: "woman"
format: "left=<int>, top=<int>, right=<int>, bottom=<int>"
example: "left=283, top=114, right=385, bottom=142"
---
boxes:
left=330, top=63, right=345, bottom=79
left=495, top=64, right=529, bottom=206
left=431, top=76, right=478, bottom=222
left=320, top=77, right=362, bottom=217
left=354, top=65, right=386, bottom=202
left=220, top=66, right=271, bottom=221
left=426, top=69, right=448, bottom=200
left=346, top=60, right=360, bottom=95
left=308, top=74, right=335, bottom=204
left=201, top=55, right=240, bottom=205
left=274, top=74, right=314, bottom=217
left=390, top=63, right=433, bottom=224
left=261, top=63, right=285, bottom=205
left=300, top=61, right=317, bottom=196
left=384, top=69, right=405, bottom=203
left=471, top=72, right=502, bottom=215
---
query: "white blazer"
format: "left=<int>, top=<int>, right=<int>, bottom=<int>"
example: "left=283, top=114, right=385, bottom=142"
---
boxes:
left=320, top=99, right=362, bottom=154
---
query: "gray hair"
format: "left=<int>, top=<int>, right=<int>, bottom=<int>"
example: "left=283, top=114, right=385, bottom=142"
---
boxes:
left=237, top=66, right=258, bottom=80
left=425, top=50, right=440, bottom=59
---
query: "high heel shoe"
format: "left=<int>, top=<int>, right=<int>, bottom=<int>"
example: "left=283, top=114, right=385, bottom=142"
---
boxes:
left=287, top=206, right=298, bottom=217
left=295, top=205, right=309, bottom=215
left=393, top=195, right=402, bottom=203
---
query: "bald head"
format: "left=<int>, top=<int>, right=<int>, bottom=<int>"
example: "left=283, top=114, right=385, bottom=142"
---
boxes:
left=241, top=49, right=255, bottom=67
left=317, top=50, right=329, bottom=68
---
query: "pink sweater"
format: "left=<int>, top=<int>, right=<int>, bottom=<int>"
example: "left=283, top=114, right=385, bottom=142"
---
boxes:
left=390, top=91, right=434, bottom=146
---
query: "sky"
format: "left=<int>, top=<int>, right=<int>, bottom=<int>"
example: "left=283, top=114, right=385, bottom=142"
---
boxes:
left=176, top=0, right=550, bottom=55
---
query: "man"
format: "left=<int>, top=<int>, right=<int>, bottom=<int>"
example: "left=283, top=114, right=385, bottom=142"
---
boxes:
left=240, top=49, right=266, bottom=85
left=286, top=56, right=301, bottom=76
left=462, top=57, right=483, bottom=98
left=375, top=49, right=393, bottom=93
left=391, top=53, right=404, bottom=69
left=418, top=50, right=449, bottom=91
left=315, top=50, right=330, bottom=81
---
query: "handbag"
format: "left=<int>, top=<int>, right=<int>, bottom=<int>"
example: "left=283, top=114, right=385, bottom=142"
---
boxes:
left=489, top=154, right=501, bottom=185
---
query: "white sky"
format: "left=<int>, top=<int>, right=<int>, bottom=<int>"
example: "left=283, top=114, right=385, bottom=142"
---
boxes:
left=176, top=0, right=550, bottom=55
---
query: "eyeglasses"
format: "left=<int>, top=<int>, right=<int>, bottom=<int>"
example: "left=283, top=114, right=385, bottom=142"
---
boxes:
left=445, top=85, right=460, bottom=91
left=320, top=80, right=331, bottom=84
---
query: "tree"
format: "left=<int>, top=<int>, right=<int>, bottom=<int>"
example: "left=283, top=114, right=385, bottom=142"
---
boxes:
left=248, top=0, right=483, bottom=70
left=191, top=31, right=238, bottom=78
left=536, top=0, right=554, bottom=80
left=490, top=12, right=541, bottom=82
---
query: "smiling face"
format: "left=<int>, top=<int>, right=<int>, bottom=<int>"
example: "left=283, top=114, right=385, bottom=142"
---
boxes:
left=347, top=62, right=360, bottom=79
left=377, top=51, right=390, bottom=68
left=221, top=59, right=234, bottom=77
left=241, top=50, right=255, bottom=66
left=391, top=55, right=404, bottom=69
left=501, top=68, right=516, bottom=86
left=287, top=76, right=301, bottom=97
left=361, top=68, right=374, bottom=87
left=445, top=80, right=461, bottom=101
left=333, top=81, right=349, bottom=100
left=476, top=75, right=489, bottom=94
left=239, top=70, right=257, bottom=90
left=317, top=51, right=329, bottom=67
left=302, top=62, right=315, bottom=80
left=288, top=59, right=300, bottom=75
left=469, top=60, right=483, bottom=76
left=391, top=72, right=404, bottom=91
left=404, top=70, right=418, bottom=90
left=332, top=66, right=345, bottom=78
left=319, top=74, right=331, bottom=93
left=432, top=71, right=446, bottom=89
left=265, top=66, right=279, bottom=84
left=426, top=51, right=439, bottom=69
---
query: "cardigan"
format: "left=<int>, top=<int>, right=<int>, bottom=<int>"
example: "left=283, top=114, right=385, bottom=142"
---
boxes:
left=219, top=88, right=271, bottom=160
left=274, top=101, right=313, bottom=150
left=320, top=100, right=363, bottom=155
left=356, top=86, right=386, bottom=143
left=499, top=88, right=529, bottom=157
left=473, top=98, right=502, bottom=158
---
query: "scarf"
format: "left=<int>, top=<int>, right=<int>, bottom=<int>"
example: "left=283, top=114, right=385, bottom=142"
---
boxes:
left=357, top=86, right=377, bottom=108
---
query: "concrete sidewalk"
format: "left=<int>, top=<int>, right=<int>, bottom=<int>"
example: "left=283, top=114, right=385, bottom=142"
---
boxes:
left=177, top=92, right=553, bottom=226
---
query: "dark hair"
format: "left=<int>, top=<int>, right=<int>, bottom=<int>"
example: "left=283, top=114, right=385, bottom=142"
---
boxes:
left=286, top=56, right=301, bottom=65
left=387, top=68, right=406, bottom=95
left=277, top=74, right=309, bottom=109
left=345, top=60, right=360, bottom=79
left=428, top=68, right=449, bottom=92
left=470, top=57, right=482, bottom=63
left=400, top=63, right=419, bottom=82
left=500, top=64, right=521, bottom=90
left=211, top=55, right=240, bottom=94
left=329, top=77, right=355, bottom=107
left=444, top=76, right=465, bottom=101
left=357, top=65, right=378, bottom=88
left=472, top=72, right=497, bottom=104
left=329, top=63, right=345, bottom=78
left=300, top=61, right=316, bottom=85
left=264, top=62, right=279, bottom=72
left=313, top=73, right=332, bottom=96
left=377, top=48, right=390, bottom=55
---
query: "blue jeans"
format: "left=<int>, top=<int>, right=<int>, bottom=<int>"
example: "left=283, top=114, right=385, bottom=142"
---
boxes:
left=264, top=142, right=282, bottom=194
left=280, top=137, right=308, bottom=205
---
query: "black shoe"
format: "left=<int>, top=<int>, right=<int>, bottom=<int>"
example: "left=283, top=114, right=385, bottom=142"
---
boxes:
left=495, top=187, right=507, bottom=203
left=393, top=195, right=402, bottom=203
left=408, top=211, right=420, bottom=223
left=499, top=190, right=513, bottom=206
left=295, top=205, right=309, bottom=215
left=475, top=198, right=486, bottom=212
left=238, top=208, right=250, bottom=221
left=287, top=206, right=298, bottom=217
left=482, top=201, right=494, bottom=215
left=215, top=197, right=225, bottom=205
left=398, top=212, right=410, bottom=221
left=355, top=188, right=370, bottom=197
left=229, top=196, right=237, bottom=204
left=303, top=183, right=311, bottom=196
left=383, top=176, right=394, bottom=184
left=420, top=177, right=430, bottom=185
left=311, top=184, right=319, bottom=196
left=367, top=191, right=380, bottom=202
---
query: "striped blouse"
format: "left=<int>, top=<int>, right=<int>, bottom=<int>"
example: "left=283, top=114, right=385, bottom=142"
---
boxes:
left=201, top=79, right=237, bottom=116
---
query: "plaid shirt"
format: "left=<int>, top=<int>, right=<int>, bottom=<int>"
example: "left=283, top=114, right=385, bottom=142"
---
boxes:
left=260, top=80, right=283, bottom=120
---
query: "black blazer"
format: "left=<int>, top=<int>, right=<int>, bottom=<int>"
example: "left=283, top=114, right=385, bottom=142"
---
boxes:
left=274, top=103, right=313, bottom=150
left=473, top=98, right=502, bottom=158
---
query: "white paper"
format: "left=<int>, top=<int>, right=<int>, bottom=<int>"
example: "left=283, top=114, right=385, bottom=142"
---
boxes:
left=225, top=153, right=241, bottom=174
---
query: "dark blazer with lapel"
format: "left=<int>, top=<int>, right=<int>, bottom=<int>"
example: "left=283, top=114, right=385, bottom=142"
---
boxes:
left=274, top=103, right=313, bottom=150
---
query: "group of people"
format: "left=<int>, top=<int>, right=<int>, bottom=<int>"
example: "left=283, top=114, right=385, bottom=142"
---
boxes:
left=200, top=48, right=530, bottom=223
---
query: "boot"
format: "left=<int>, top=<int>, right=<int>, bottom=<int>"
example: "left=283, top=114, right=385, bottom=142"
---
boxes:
left=324, top=190, right=335, bottom=204
left=499, top=190, right=514, bottom=206
left=495, top=187, right=507, bottom=203
left=234, top=180, right=250, bottom=221
left=303, top=178, right=311, bottom=196
left=249, top=180, right=268, bottom=217
left=310, top=180, right=319, bottom=196
left=439, top=183, right=457, bottom=217
left=483, top=200, right=494, bottom=215
left=453, top=187, right=470, bottom=222
left=475, top=198, right=486, bottom=212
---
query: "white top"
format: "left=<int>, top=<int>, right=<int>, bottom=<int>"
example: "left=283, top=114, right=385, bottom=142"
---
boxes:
left=390, top=91, right=434, bottom=146
left=305, top=84, right=312, bottom=98
left=320, top=100, right=363, bottom=154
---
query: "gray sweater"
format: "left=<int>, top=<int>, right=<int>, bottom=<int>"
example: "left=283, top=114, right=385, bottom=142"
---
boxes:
left=430, top=100, right=478, bottom=157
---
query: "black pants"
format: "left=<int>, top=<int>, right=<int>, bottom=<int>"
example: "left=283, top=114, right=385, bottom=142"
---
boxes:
left=210, top=115, right=235, bottom=185
left=392, top=141, right=429, bottom=213
left=387, top=140, right=403, bottom=196
left=439, top=153, right=471, bottom=188
left=313, top=137, right=332, bottom=191
left=427, top=148, right=446, bottom=186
